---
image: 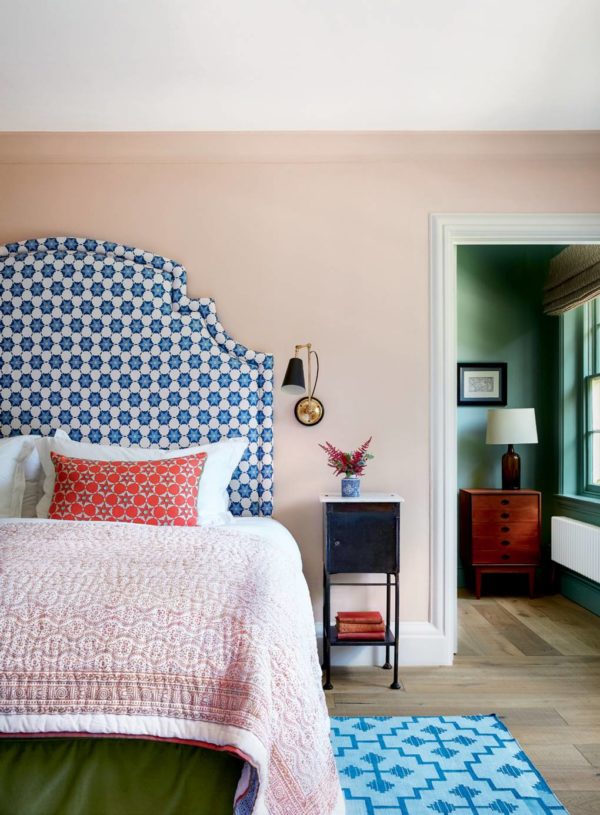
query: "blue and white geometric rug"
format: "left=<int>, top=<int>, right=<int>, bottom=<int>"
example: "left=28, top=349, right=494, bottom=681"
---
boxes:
left=331, top=715, right=568, bottom=814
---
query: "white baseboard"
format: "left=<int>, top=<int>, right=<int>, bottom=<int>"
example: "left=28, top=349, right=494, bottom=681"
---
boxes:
left=316, top=622, right=453, bottom=667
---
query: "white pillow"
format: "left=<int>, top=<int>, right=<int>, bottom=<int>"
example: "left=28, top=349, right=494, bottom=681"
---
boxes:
left=20, top=435, right=45, bottom=517
left=0, top=436, right=35, bottom=517
left=37, top=430, right=248, bottom=524
left=21, top=480, right=42, bottom=518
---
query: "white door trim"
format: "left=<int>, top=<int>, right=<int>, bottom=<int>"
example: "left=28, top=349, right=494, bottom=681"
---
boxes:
left=429, top=213, right=600, bottom=665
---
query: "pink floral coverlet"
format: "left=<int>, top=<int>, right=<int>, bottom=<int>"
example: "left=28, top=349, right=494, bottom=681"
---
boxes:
left=0, top=520, right=342, bottom=815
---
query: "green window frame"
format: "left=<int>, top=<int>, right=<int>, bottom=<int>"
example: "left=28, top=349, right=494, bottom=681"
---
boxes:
left=583, top=298, right=600, bottom=495
left=561, top=296, right=600, bottom=501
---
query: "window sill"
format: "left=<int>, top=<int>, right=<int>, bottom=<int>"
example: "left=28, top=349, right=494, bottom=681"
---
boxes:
left=554, top=493, right=600, bottom=523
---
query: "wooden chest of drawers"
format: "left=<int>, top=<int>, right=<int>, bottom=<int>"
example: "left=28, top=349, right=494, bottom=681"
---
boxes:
left=459, top=489, right=541, bottom=598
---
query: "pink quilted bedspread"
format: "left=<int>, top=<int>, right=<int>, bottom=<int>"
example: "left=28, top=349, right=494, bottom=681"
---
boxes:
left=0, top=520, right=341, bottom=815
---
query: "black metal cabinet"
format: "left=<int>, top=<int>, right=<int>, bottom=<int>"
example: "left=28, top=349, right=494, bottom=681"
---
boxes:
left=321, top=494, right=403, bottom=691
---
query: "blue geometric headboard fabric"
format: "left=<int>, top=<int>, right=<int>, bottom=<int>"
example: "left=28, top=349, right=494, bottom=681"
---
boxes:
left=0, top=237, right=273, bottom=516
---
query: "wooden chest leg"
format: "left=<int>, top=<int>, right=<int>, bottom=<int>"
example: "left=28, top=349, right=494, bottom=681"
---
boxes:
left=475, top=568, right=482, bottom=599
left=528, top=567, right=536, bottom=599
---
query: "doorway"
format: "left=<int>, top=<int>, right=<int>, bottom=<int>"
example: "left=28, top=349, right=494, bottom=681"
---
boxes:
left=429, top=213, right=600, bottom=662
left=456, top=244, right=560, bottom=597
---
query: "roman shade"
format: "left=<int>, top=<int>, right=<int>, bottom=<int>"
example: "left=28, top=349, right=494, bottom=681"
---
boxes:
left=543, top=244, right=600, bottom=315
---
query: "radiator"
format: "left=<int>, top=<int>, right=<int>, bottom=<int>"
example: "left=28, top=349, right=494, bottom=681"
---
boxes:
left=551, top=516, right=600, bottom=583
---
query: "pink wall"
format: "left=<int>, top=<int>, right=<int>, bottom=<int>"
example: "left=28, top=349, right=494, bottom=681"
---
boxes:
left=2, top=132, right=600, bottom=628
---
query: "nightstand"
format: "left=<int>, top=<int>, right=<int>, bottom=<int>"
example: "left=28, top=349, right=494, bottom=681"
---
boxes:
left=459, top=488, right=541, bottom=598
left=321, top=493, right=403, bottom=691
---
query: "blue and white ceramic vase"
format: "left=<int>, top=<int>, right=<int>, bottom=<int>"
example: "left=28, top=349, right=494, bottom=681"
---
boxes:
left=341, top=476, right=361, bottom=498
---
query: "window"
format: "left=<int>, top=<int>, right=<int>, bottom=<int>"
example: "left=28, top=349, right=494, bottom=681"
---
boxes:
left=561, top=296, right=600, bottom=500
left=584, top=298, right=600, bottom=493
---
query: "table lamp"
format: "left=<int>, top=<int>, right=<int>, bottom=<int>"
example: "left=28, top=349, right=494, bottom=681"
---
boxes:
left=486, top=408, right=538, bottom=490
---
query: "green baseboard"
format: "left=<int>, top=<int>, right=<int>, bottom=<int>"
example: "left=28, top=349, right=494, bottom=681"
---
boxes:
left=559, top=567, right=600, bottom=617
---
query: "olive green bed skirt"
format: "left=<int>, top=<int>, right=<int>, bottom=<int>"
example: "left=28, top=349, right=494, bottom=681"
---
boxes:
left=0, top=737, right=243, bottom=815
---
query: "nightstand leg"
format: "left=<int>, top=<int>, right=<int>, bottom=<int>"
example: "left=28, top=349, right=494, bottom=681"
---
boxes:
left=390, top=572, right=401, bottom=690
left=323, top=568, right=333, bottom=690
left=475, top=568, right=482, bottom=599
left=324, top=639, right=332, bottom=690
left=321, top=568, right=326, bottom=670
left=383, top=573, right=392, bottom=670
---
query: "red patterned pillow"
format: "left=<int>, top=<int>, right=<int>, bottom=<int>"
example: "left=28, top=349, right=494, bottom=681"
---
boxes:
left=48, top=452, right=208, bottom=526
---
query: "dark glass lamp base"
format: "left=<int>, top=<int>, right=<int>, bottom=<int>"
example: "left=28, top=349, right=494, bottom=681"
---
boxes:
left=501, top=445, right=520, bottom=490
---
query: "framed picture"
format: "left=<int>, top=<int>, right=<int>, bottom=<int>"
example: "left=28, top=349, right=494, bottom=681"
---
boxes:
left=457, top=362, right=507, bottom=406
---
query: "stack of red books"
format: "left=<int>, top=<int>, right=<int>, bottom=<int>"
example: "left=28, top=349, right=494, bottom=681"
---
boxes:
left=335, top=611, right=385, bottom=640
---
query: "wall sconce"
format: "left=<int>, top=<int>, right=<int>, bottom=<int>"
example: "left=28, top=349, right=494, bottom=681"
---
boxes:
left=281, top=343, right=324, bottom=426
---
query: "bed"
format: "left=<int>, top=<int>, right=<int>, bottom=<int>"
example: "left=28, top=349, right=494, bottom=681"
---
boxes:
left=0, top=238, right=343, bottom=815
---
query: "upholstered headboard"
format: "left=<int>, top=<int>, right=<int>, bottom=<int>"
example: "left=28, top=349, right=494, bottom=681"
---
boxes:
left=0, top=237, right=273, bottom=515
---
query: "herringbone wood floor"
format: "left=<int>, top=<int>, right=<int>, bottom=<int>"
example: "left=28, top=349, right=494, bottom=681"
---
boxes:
left=325, top=591, right=600, bottom=815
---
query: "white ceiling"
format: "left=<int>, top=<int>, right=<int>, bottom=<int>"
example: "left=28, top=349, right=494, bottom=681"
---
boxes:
left=1, top=0, right=599, bottom=131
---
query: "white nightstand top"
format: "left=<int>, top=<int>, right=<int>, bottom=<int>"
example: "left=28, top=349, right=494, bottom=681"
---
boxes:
left=320, top=492, right=404, bottom=503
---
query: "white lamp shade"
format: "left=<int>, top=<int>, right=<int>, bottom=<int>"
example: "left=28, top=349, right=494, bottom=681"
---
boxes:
left=486, top=408, right=538, bottom=445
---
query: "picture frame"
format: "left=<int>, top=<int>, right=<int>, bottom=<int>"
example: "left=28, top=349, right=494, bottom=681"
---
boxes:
left=457, top=362, right=507, bottom=406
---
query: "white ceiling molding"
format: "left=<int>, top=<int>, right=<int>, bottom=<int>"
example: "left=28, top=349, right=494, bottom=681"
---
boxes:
left=2, top=132, right=600, bottom=165
left=1, top=0, right=600, bottom=131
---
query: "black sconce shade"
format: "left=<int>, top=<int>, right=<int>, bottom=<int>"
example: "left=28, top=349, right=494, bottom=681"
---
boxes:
left=281, top=357, right=306, bottom=395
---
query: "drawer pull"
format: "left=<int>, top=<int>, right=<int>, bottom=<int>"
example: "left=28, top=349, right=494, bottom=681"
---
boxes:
left=501, top=526, right=510, bottom=533
left=501, top=554, right=510, bottom=560
left=500, top=499, right=510, bottom=505
left=500, top=512, right=510, bottom=520
left=334, top=540, right=341, bottom=547
left=501, top=540, right=510, bottom=546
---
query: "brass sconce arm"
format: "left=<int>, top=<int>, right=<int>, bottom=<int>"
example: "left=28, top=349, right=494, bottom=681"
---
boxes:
left=282, top=342, right=324, bottom=426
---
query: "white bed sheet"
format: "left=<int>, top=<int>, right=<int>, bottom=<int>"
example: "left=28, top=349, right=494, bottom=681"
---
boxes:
left=0, top=515, right=303, bottom=570
left=1, top=515, right=297, bottom=549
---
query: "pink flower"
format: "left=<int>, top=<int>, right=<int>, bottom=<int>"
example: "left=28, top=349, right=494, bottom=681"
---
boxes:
left=318, top=437, right=374, bottom=477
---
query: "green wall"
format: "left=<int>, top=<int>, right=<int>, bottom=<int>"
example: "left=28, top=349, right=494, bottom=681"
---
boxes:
left=457, top=245, right=561, bottom=587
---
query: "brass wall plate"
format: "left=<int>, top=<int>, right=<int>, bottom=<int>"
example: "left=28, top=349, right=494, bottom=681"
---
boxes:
left=294, top=396, right=325, bottom=426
